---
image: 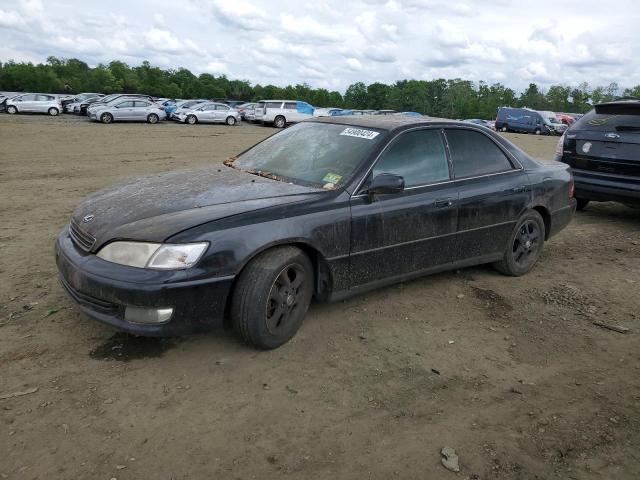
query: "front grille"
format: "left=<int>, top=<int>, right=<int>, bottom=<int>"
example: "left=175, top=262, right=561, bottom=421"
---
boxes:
left=69, top=218, right=96, bottom=252
left=59, top=276, right=120, bottom=314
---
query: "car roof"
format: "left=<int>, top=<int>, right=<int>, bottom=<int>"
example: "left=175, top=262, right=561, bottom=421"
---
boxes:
left=257, top=99, right=298, bottom=102
left=306, top=115, right=469, bottom=131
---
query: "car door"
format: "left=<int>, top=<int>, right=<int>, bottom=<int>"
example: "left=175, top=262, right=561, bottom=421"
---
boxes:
left=349, top=128, right=459, bottom=286
left=18, top=94, right=37, bottom=111
left=112, top=101, right=133, bottom=120
left=133, top=101, right=150, bottom=120
left=214, top=104, right=230, bottom=122
left=443, top=127, right=530, bottom=261
left=198, top=104, right=216, bottom=123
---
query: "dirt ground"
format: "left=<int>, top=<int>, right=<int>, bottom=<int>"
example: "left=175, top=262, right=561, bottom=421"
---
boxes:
left=1, top=114, right=639, bottom=480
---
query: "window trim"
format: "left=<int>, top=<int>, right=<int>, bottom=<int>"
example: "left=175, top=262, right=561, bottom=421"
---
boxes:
left=352, top=125, right=523, bottom=197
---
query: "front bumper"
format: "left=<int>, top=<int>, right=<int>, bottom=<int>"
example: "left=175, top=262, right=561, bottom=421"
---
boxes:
left=55, top=229, right=234, bottom=336
left=572, top=169, right=640, bottom=206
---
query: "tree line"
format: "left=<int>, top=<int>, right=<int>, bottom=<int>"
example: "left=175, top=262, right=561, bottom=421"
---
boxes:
left=1, top=57, right=638, bottom=119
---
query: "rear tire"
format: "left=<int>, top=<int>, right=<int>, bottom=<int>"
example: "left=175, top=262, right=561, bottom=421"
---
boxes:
left=231, top=246, right=314, bottom=350
left=48, top=107, right=59, bottom=116
left=501, top=126, right=507, bottom=132
left=534, top=128, right=541, bottom=135
left=576, top=198, right=590, bottom=211
left=100, top=113, right=113, bottom=124
left=147, top=113, right=159, bottom=124
left=7, top=105, right=17, bottom=114
left=226, top=116, right=237, bottom=126
left=186, top=114, right=197, bottom=125
left=493, top=210, right=545, bottom=277
left=274, top=115, right=286, bottom=128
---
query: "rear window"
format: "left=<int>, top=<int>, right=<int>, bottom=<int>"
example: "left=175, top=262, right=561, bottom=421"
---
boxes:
left=572, top=109, right=640, bottom=132
left=266, top=102, right=282, bottom=109
left=446, top=129, right=514, bottom=178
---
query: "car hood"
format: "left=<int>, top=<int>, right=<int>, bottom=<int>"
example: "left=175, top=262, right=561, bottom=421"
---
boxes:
left=71, top=166, right=324, bottom=250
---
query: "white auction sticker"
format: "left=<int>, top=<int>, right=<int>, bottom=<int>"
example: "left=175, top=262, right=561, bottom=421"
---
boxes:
left=339, top=128, right=380, bottom=140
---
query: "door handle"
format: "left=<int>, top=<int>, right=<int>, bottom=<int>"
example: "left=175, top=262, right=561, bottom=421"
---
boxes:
left=511, top=185, right=527, bottom=193
left=434, top=199, right=454, bottom=208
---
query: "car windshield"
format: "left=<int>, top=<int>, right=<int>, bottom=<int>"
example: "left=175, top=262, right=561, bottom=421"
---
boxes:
left=232, top=122, right=385, bottom=188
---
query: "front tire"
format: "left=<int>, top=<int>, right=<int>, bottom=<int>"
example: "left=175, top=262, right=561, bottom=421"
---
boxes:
left=147, top=113, right=159, bottom=124
left=186, top=114, right=197, bottom=125
left=576, top=198, right=590, bottom=211
left=226, top=116, right=237, bottom=126
left=534, top=128, right=541, bottom=135
left=274, top=115, right=286, bottom=128
left=494, top=210, right=545, bottom=277
left=7, top=105, right=17, bottom=114
left=100, top=113, right=113, bottom=124
left=231, top=246, right=314, bottom=350
left=48, top=107, right=59, bottom=116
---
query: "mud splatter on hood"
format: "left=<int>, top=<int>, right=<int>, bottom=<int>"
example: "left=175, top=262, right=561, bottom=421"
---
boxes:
left=71, top=165, right=324, bottom=249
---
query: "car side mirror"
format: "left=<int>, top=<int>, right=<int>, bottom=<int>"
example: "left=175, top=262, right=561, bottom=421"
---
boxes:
left=367, top=173, right=405, bottom=197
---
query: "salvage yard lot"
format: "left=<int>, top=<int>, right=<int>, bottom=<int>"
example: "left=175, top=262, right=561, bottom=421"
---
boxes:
left=1, top=115, right=639, bottom=479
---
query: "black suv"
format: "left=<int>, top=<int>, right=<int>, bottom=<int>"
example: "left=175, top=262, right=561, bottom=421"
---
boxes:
left=556, top=99, right=640, bottom=209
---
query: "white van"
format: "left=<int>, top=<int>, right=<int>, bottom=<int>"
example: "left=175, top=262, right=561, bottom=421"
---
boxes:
left=254, top=100, right=315, bottom=128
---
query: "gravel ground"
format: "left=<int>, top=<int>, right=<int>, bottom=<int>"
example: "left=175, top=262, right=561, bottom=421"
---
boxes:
left=1, top=114, right=639, bottom=479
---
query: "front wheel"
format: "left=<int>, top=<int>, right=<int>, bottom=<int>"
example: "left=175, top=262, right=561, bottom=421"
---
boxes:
left=100, top=113, right=113, bottom=124
left=7, top=105, right=17, bottom=114
left=147, top=113, right=159, bottom=124
left=576, top=198, right=590, bottom=211
left=231, top=246, right=314, bottom=350
left=226, top=116, right=237, bottom=126
left=534, top=128, right=541, bottom=135
left=186, top=114, right=197, bottom=125
left=48, top=107, right=59, bottom=116
left=273, top=115, right=286, bottom=128
left=493, top=210, right=545, bottom=277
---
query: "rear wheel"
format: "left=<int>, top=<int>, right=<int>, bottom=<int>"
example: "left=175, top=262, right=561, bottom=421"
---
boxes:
left=576, top=198, right=590, bottom=211
left=501, top=126, right=507, bottom=132
left=494, top=210, right=545, bottom=277
left=231, top=246, right=313, bottom=350
left=100, top=112, right=113, bottom=124
left=186, top=114, right=197, bottom=125
left=147, top=113, right=159, bottom=124
left=226, top=116, right=237, bottom=126
left=534, top=128, right=541, bottom=135
left=274, top=115, right=286, bottom=128
left=7, top=105, right=17, bottom=114
left=48, top=107, right=59, bottom=116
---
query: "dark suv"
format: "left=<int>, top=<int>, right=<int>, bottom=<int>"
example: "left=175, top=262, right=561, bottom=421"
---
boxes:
left=556, top=100, right=640, bottom=210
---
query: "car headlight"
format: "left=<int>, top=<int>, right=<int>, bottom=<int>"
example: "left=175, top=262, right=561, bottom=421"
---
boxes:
left=96, top=241, right=208, bottom=269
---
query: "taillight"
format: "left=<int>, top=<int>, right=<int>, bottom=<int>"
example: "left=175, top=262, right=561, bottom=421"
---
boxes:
left=569, top=175, right=575, bottom=198
left=555, top=133, right=565, bottom=157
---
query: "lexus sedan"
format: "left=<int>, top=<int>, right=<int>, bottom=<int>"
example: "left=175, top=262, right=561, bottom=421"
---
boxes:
left=556, top=99, right=640, bottom=209
left=174, top=102, right=240, bottom=125
left=56, top=116, right=576, bottom=349
left=6, top=93, right=62, bottom=116
left=89, top=99, right=166, bottom=124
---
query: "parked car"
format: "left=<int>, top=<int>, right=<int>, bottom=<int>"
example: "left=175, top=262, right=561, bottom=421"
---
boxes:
left=395, top=112, right=423, bottom=117
left=65, top=95, right=102, bottom=114
left=224, top=100, right=248, bottom=109
left=314, top=108, right=343, bottom=117
left=79, top=96, right=107, bottom=115
left=495, top=107, right=567, bottom=135
left=61, top=93, right=103, bottom=110
left=236, top=102, right=256, bottom=121
left=89, top=99, right=166, bottom=124
left=87, top=94, right=155, bottom=115
left=374, top=110, right=397, bottom=115
left=464, top=118, right=493, bottom=128
left=174, top=102, right=240, bottom=125
left=56, top=116, right=575, bottom=349
left=0, top=95, right=7, bottom=112
left=254, top=100, right=315, bottom=128
left=556, top=99, right=640, bottom=210
left=5, top=93, right=62, bottom=116
left=170, top=100, right=208, bottom=119
left=555, top=113, right=575, bottom=126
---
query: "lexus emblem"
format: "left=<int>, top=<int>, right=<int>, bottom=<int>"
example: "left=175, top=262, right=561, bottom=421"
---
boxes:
left=605, top=133, right=620, bottom=139
left=82, top=214, right=95, bottom=223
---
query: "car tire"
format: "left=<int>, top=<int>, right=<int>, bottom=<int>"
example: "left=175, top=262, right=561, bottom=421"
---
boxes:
left=147, top=113, right=159, bottom=124
left=576, top=198, right=590, bottom=211
left=501, top=126, right=507, bottom=132
left=493, top=210, right=545, bottom=277
left=100, top=113, right=113, bottom=124
left=186, top=115, right=197, bottom=125
left=7, top=105, right=17, bottom=114
left=48, top=107, right=59, bottom=116
left=226, top=116, right=237, bottom=126
left=534, top=128, right=541, bottom=135
left=231, top=246, right=314, bottom=350
left=274, top=115, right=286, bottom=128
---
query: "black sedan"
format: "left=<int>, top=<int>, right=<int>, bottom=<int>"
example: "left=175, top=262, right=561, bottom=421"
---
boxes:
left=556, top=99, right=640, bottom=210
left=56, top=116, right=576, bottom=349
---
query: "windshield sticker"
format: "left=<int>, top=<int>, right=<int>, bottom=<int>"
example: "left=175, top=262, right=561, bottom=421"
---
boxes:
left=339, top=128, right=380, bottom=140
left=323, top=183, right=336, bottom=190
left=322, top=172, right=343, bottom=184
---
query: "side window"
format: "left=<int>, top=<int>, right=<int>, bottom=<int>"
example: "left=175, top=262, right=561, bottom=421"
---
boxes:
left=284, top=102, right=297, bottom=110
left=134, top=101, right=150, bottom=107
left=445, top=129, right=514, bottom=178
left=215, top=104, right=229, bottom=110
left=21, top=94, right=37, bottom=101
left=36, top=94, right=52, bottom=101
left=372, top=129, right=450, bottom=187
left=266, top=102, right=282, bottom=109
left=116, top=101, right=133, bottom=108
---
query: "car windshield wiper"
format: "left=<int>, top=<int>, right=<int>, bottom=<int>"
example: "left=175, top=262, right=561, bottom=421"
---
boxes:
left=223, top=156, right=287, bottom=183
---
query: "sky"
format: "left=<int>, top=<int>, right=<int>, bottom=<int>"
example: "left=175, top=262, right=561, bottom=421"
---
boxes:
left=0, top=0, right=638, bottom=93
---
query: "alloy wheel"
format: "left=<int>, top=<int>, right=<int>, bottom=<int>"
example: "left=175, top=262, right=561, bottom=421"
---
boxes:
left=512, top=220, right=541, bottom=268
left=265, top=264, right=306, bottom=334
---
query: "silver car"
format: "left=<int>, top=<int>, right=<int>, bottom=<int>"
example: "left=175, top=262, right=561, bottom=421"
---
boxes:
left=170, top=99, right=208, bottom=119
left=175, top=102, right=240, bottom=125
left=89, top=99, right=166, bottom=124
left=5, top=93, right=62, bottom=116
